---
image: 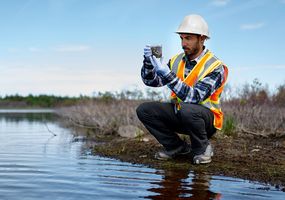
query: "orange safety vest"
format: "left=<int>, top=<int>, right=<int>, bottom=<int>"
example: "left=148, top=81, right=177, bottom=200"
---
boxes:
left=169, top=50, right=228, bottom=130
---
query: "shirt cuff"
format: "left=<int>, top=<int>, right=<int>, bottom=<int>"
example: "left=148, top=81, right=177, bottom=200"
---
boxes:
left=163, top=71, right=176, bottom=84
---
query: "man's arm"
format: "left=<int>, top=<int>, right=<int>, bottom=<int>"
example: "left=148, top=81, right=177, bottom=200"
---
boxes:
left=140, top=56, right=168, bottom=87
left=165, top=64, right=225, bottom=103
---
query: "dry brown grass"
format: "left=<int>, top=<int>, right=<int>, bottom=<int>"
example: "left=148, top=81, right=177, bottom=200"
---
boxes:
left=57, top=99, right=145, bottom=135
left=58, top=98, right=285, bottom=138
left=223, top=102, right=285, bottom=137
left=58, top=80, right=285, bottom=138
left=222, top=80, right=285, bottom=137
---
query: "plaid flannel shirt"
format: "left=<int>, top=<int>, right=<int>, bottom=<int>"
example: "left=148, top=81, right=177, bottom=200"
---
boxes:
left=141, top=49, right=225, bottom=103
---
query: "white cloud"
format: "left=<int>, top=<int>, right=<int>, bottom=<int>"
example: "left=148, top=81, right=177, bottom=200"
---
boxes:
left=0, top=66, right=141, bottom=96
left=240, top=22, right=265, bottom=30
left=7, top=48, right=20, bottom=53
left=54, top=45, right=91, bottom=52
left=28, top=47, right=41, bottom=52
left=234, top=64, right=285, bottom=71
left=269, top=64, right=285, bottom=70
left=211, top=0, right=230, bottom=6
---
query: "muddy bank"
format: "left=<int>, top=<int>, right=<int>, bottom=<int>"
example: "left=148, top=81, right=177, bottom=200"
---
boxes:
left=72, top=126, right=285, bottom=191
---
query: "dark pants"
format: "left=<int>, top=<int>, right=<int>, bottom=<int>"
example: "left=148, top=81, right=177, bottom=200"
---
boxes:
left=136, top=102, right=216, bottom=155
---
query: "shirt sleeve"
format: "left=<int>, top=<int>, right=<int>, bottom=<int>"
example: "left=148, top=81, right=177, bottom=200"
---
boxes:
left=140, top=56, right=169, bottom=87
left=165, top=64, right=225, bottom=103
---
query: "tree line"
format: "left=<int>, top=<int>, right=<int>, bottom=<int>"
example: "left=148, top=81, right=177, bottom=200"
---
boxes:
left=0, top=94, right=85, bottom=108
left=1, top=79, right=285, bottom=108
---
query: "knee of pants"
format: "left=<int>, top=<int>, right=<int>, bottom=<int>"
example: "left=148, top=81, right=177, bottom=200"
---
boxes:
left=136, top=102, right=151, bottom=121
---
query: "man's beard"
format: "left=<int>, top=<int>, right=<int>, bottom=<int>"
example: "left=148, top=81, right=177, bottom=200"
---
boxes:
left=183, top=41, right=200, bottom=57
left=183, top=47, right=199, bottom=57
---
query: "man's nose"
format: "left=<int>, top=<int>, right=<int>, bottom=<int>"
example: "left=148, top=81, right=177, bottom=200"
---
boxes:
left=181, top=39, right=187, bottom=46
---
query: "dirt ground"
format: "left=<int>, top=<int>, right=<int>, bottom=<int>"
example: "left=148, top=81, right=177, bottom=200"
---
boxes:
left=88, top=131, right=285, bottom=191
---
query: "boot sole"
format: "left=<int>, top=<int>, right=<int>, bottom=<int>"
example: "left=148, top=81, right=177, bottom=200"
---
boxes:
left=193, top=158, right=212, bottom=164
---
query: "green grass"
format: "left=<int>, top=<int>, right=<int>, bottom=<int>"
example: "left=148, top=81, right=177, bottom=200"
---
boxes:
left=222, top=115, right=236, bottom=136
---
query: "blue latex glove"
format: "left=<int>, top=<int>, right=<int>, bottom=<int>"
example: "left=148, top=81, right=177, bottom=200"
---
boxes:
left=144, top=45, right=152, bottom=58
left=149, top=55, right=171, bottom=77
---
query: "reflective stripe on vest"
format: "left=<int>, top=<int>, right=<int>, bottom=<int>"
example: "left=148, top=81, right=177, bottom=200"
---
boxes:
left=169, top=50, right=228, bottom=130
left=170, top=53, right=184, bottom=75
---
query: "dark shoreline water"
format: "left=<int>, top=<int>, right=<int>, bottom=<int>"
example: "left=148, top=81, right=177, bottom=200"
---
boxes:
left=0, top=110, right=284, bottom=200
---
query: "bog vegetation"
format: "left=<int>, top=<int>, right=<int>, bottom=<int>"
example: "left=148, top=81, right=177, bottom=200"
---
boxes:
left=1, top=79, right=284, bottom=137
left=58, top=79, right=285, bottom=138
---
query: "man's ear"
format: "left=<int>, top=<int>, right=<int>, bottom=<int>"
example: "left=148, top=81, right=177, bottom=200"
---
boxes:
left=200, top=35, right=207, bottom=45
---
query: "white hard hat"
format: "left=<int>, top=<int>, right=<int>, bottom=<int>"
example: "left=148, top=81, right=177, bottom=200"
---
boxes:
left=176, top=14, right=210, bottom=39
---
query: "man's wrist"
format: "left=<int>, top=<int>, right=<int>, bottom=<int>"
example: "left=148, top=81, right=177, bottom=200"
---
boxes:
left=143, top=57, right=154, bottom=69
left=162, top=71, right=176, bottom=84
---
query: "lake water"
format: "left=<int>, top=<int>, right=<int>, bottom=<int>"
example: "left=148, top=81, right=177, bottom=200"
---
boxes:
left=0, top=110, right=283, bottom=200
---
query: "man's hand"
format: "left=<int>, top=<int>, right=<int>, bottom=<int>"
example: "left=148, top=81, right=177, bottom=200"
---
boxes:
left=149, top=56, right=171, bottom=77
left=144, top=45, right=152, bottom=58
left=144, top=45, right=170, bottom=77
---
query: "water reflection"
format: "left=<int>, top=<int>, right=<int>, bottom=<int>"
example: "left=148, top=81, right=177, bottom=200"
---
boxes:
left=0, top=112, right=55, bottom=123
left=146, top=168, right=221, bottom=199
left=0, top=110, right=283, bottom=200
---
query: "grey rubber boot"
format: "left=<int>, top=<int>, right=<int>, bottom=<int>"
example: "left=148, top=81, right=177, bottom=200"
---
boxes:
left=155, top=143, right=191, bottom=160
left=192, top=143, right=214, bottom=164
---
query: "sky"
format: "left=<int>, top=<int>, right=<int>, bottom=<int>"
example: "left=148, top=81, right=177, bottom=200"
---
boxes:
left=0, top=0, right=285, bottom=97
